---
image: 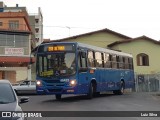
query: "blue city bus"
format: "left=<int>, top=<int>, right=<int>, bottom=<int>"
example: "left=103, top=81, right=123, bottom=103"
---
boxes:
left=35, top=42, right=134, bottom=100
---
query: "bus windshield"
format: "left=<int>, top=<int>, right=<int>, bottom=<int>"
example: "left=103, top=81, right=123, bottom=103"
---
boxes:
left=37, top=52, right=76, bottom=77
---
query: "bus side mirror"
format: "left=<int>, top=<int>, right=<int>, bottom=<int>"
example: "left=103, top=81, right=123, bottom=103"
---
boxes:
left=79, top=68, right=88, bottom=73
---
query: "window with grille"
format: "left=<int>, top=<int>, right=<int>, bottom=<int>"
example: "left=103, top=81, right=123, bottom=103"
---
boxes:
left=0, top=33, right=29, bottom=47
left=137, top=53, right=149, bottom=66
left=9, top=20, right=19, bottom=30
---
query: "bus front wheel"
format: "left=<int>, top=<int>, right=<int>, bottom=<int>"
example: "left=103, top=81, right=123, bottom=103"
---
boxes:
left=87, top=83, right=94, bottom=99
left=55, top=94, right=62, bottom=100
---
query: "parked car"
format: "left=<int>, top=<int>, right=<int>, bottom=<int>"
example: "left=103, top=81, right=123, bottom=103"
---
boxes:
left=0, top=79, right=29, bottom=120
left=12, top=80, right=36, bottom=95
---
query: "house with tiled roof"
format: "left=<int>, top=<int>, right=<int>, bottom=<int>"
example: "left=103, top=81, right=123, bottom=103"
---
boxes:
left=53, top=28, right=131, bottom=48
left=108, top=35, right=160, bottom=74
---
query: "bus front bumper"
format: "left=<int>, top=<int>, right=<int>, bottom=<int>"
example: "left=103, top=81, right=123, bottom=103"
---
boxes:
left=36, top=86, right=78, bottom=95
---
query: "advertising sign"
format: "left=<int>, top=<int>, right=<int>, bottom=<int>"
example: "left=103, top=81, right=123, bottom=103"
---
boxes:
left=5, top=48, right=24, bottom=55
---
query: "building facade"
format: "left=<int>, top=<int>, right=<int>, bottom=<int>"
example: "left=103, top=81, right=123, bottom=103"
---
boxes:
left=29, top=7, right=43, bottom=47
left=108, top=36, right=160, bottom=74
left=1, top=2, right=43, bottom=48
left=0, top=3, right=35, bottom=83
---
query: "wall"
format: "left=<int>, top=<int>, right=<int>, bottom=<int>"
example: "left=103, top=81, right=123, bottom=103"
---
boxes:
left=16, top=70, right=27, bottom=81
left=0, top=71, right=16, bottom=83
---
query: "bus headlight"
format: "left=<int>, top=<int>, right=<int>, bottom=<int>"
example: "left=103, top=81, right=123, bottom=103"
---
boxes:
left=36, top=80, right=42, bottom=86
left=70, top=80, right=76, bottom=86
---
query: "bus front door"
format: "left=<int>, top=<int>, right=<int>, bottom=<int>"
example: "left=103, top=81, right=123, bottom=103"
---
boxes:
left=78, top=51, right=89, bottom=94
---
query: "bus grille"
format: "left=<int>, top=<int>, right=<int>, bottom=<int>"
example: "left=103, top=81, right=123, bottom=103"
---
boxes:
left=44, top=80, right=60, bottom=83
left=48, top=89, right=62, bottom=92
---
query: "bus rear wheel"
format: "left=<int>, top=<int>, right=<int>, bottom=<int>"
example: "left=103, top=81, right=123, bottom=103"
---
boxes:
left=113, top=81, right=125, bottom=95
left=55, top=94, right=62, bottom=100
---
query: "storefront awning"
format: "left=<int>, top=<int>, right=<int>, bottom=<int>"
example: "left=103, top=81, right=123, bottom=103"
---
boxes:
left=0, top=56, right=35, bottom=63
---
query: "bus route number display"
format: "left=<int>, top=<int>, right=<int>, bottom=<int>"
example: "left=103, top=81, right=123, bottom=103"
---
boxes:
left=48, top=46, right=65, bottom=51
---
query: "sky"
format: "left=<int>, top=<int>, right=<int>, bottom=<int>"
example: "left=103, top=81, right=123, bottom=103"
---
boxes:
left=2, top=0, right=160, bottom=40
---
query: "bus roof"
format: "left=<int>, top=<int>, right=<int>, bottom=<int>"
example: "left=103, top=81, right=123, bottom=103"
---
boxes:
left=39, top=42, right=132, bottom=58
left=77, top=42, right=133, bottom=58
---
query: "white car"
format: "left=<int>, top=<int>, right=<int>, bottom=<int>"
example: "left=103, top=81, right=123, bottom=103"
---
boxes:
left=12, top=80, right=36, bottom=95
left=0, top=79, right=29, bottom=120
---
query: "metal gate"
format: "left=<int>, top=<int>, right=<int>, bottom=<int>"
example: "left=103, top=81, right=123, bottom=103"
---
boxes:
left=135, top=74, right=160, bottom=92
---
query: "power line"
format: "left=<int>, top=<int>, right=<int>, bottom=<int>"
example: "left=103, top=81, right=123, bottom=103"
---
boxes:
left=29, top=24, right=100, bottom=30
left=1, top=22, right=100, bottom=29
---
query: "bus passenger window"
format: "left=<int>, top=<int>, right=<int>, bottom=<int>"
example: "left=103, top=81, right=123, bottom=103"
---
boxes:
left=118, top=56, right=124, bottom=69
left=88, top=51, right=95, bottom=67
left=95, top=52, right=103, bottom=68
left=124, top=57, right=129, bottom=69
left=111, top=55, right=117, bottom=69
left=129, top=58, right=133, bottom=69
left=104, top=53, right=111, bottom=68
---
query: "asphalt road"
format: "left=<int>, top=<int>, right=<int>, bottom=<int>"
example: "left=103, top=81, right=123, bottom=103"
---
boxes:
left=19, top=92, right=160, bottom=120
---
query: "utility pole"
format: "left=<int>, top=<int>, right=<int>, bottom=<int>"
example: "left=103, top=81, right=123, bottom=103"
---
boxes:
left=66, top=26, right=71, bottom=37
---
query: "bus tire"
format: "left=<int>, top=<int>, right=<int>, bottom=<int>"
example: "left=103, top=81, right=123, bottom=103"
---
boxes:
left=113, top=81, right=125, bottom=95
left=55, top=94, right=62, bottom=100
left=87, top=83, right=94, bottom=99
